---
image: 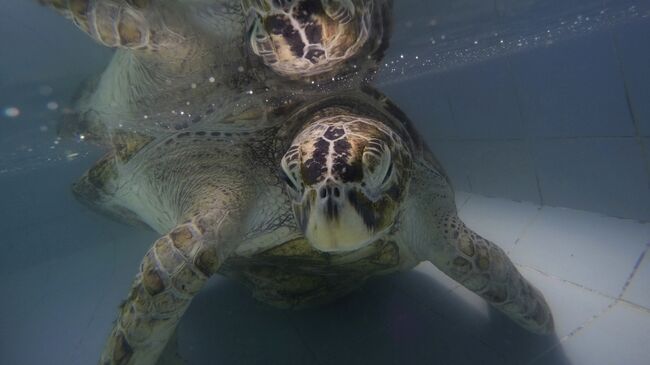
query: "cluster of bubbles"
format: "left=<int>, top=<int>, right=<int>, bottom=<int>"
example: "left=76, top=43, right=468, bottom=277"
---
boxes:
left=376, top=1, right=650, bottom=85
left=2, top=0, right=649, bottom=175
left=0, top=82, right=94, bottom=175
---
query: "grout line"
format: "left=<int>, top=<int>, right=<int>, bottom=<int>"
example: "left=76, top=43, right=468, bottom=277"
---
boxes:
left=526, top=301, right=618, bottom=365
left=618, top=241, right=650, bottom=299
left=517, top=264, right=619, bottom=302
left=558, top=302, right=617, bottom=342
left=619, top=298, right=650, bottom=315
left=610, top=27, right=650, bottom=191
left=455, top=191, right=472, bottom=211
left=507, top=205, right=543, bottom=256
left=520, top=242, right=650, bottom=365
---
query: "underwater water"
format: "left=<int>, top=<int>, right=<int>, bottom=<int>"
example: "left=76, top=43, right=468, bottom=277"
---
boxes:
left=1, top=0, right=649, bottom=364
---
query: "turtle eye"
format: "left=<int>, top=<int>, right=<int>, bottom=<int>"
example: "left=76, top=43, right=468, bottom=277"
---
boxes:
left=362, top=145, right=392, bottom=189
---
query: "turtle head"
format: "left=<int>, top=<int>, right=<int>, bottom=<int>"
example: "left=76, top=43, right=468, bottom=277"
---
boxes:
left=280, top=109, right=411, bottom=252
left=242, top=0, right=379, bottom=79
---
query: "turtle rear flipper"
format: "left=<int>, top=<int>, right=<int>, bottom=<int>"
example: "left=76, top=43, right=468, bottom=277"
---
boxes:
left=56, top=74, right=111, bottom=145
left=57, top=109, right=108, bottom=144
left=73, top=130, right=154, bottom=226
left=72, top=152, right=148, bottom=228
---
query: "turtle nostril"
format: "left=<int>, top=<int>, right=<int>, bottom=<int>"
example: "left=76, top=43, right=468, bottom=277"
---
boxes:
left=319, top=187, right=327, bottom=199
left=333, top=187, right=340, bottom=198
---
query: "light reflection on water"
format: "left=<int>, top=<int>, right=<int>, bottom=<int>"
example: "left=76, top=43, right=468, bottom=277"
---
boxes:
left=0, top=0, right=648, bottom=175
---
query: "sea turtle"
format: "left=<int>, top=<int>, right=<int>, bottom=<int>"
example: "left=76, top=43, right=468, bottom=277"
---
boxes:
left=37, top=0, right=392, bottom=171
left=241, top=0, right=390, bottom=78
left=67, top=87, right=553, bottom=364
left=40, top=0, right=392, bottom=141
left=39, top=1, right=554, bottom=364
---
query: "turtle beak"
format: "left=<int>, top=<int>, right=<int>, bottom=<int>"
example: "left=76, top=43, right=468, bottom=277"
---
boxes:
left=295, top=182, right=377, bottom=253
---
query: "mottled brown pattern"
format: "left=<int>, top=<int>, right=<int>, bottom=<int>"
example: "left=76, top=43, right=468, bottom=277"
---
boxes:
left=245, top=0, right=378, bottom=78
left=221, top=238, right=401, bottom=308
left=112, top=131, right=154, bottom=163
left=434, top=215, right=554, bottom=333
left=112, top=333, right=133, bottom=365
left=85, top=153, right=117, bottom=193
left=118, top=12, right=143, bottom=47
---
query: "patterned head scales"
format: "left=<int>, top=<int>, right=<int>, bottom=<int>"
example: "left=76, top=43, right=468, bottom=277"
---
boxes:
left=243, top=0, right=380, bottom=78
left=280, top=108, right=412, bottom=252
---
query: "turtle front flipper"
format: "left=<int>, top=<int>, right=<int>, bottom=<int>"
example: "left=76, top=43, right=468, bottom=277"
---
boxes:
left=100, top=214, right=237, bottom=365
left=39, top=0, right=185, bottom=51
left=405, top=167, right=554, bottom=334
left=431, top=216, right=554, bottom=334
left=99, top=171, right=254, bottom=365
left=72, top=130, right=154, bottom=227
left=100, top=221, right=212, bottom=365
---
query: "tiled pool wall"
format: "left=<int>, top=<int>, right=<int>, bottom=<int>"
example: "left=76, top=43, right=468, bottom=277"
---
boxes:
left=2, top=0, right=649, bottom=221
left=380, top=0, right=650, bottom=221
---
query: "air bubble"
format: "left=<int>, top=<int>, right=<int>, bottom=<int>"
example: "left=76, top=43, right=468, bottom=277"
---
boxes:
left=4, top=107, right=20, bottom=118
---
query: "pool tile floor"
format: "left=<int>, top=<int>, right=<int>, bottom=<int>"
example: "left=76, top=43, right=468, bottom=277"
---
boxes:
left=1, top=190, right=649, bottom=365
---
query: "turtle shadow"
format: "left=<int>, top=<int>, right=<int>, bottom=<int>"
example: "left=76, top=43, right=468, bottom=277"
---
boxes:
left=179, top=270, right=571, bottom=365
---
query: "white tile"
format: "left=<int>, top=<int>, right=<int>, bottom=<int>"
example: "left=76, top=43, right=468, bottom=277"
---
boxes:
left=511, top=29, right=636, bottom=138
left=444, top=58, right=525, bottom=139
left=431, top=139, right=542, bottom=204
left=531, top=138, right=650, bottom=221
left=532, top=302, right=650, bottom=365
left=511, top=206, right=650, bottom=298
left=412, top=265, right=615, bottom=364
left=622, top=246, right=650, bottom=310
left=379, top=73, right=456, bottom=139
left=384, top=57, right=527, bottom=140
left=464, top=140, right=541, bottom=204
left=428, top=140, right=473, bottom=192
left=518, top=266, right=615, bottom=340
left=458, top=194, right=541, bottom=254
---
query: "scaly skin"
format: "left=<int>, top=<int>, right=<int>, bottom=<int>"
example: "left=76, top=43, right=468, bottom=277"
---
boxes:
left=100, top=183, right=255, bottom=364
left=38, top=0, right=186, bottom=51
left=70, top=90, right=553, bottom=365
left=100, top=220, right=212, bottom=365
left=404, top=159, right=554, bottom=334
left=242, top=0, right=390, bottom=79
